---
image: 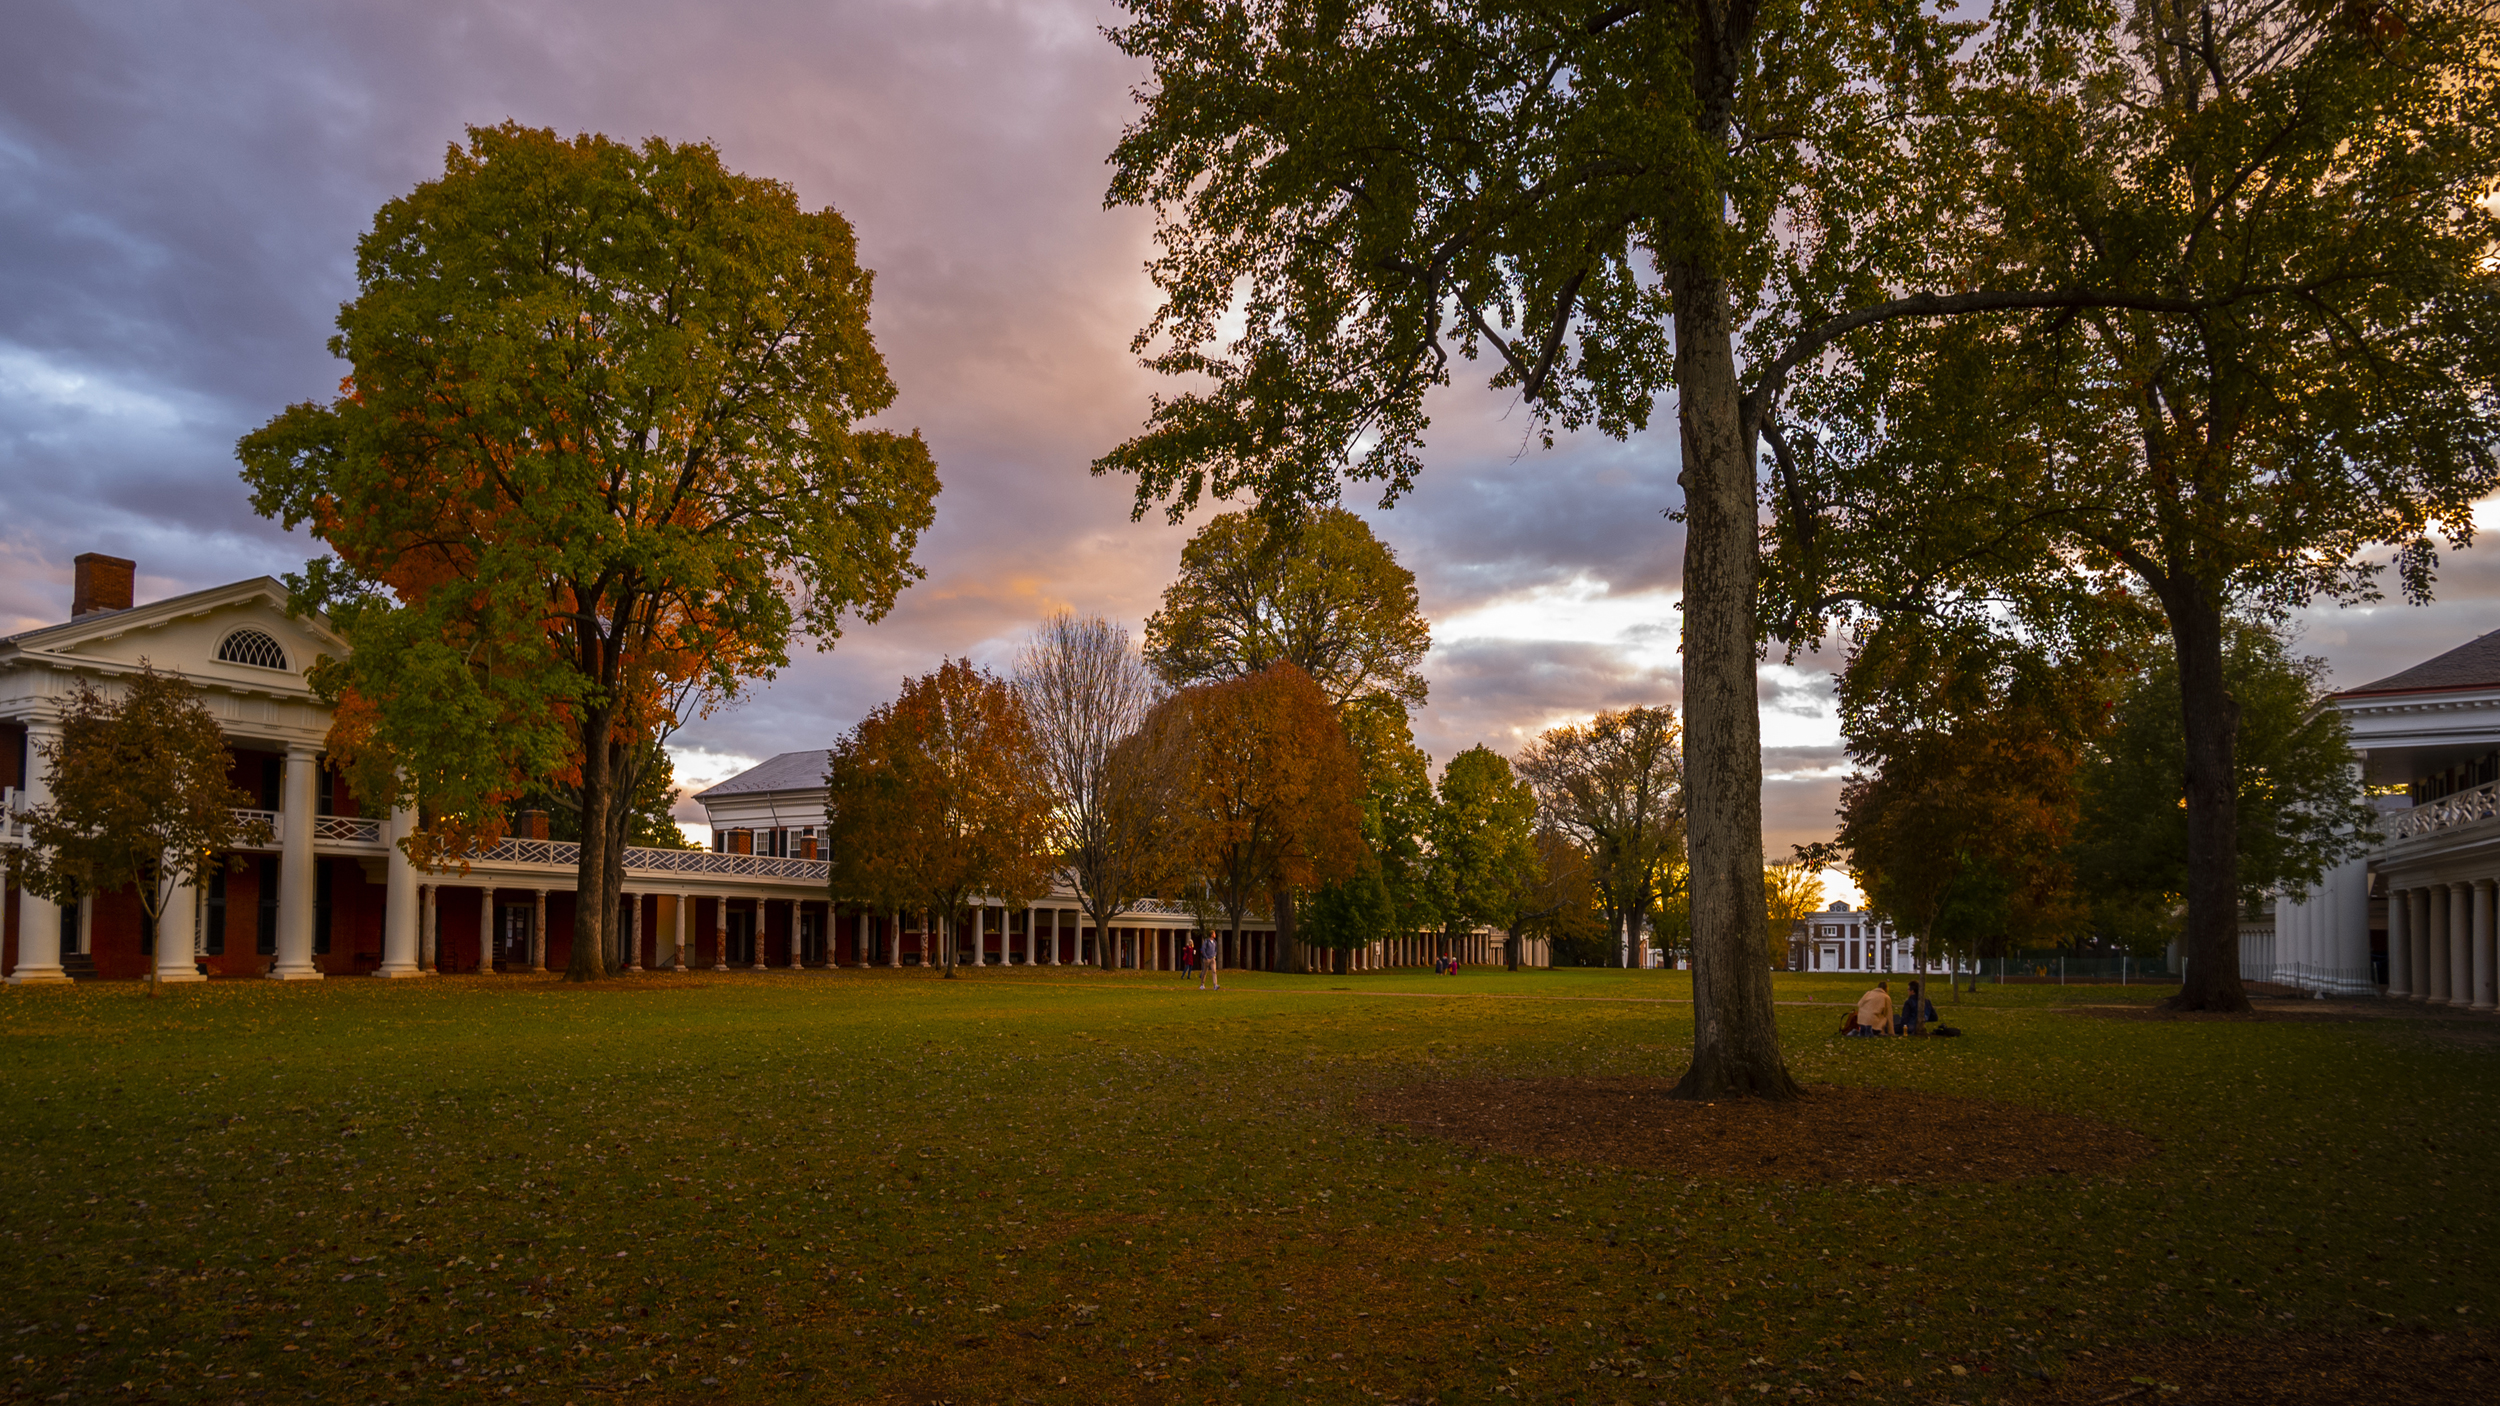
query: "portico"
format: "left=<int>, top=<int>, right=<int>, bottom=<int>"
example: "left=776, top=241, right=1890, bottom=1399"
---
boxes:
left=2314, top=626, right=2500, bottom=1000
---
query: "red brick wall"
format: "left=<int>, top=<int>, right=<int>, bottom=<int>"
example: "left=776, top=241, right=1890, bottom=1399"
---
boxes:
left=437, top=886, right=484, bottom=973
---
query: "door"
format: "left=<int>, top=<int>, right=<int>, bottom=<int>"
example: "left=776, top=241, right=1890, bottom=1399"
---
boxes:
left=497, top=903, right=533, bottom=969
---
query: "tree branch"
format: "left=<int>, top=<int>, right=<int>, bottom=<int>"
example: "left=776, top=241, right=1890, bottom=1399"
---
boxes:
left=1745, top=284, right=2301, bottom=420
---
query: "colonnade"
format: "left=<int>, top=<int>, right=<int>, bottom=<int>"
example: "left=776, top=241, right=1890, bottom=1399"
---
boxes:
left=11, top=738, right=368, bottom=985
left=2272, top=855, right=2377, bottom=996
left=2385, top=877, right=2500, bottom=1011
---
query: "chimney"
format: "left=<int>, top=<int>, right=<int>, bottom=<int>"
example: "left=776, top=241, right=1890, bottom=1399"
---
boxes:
left=72, top=554, right=136, bottom=617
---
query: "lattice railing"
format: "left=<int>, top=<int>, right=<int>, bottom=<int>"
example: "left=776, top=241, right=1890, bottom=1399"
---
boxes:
left=464, top=836, right=830, bottom=881
left=314, top=815, right=385, bottom=845
left=2387, top=780, right=2500, bottom=839
left=619, top=846, right=830, bottom=880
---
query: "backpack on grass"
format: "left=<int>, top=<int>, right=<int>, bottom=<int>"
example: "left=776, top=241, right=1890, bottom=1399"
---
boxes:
left=1931, top=1025, right=1963, bottom=1038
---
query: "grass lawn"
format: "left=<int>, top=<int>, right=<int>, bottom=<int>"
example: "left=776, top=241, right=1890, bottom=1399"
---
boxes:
left=0, top=965, right=2488, bottom=1405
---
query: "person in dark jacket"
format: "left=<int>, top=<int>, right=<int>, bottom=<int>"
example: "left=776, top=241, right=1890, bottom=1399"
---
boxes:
left=1893, top=980, right=1938, bottom=1035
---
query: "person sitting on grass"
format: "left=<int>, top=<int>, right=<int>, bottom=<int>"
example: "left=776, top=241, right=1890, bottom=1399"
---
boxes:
left=1851, top=979, right=1892, bottom=1037
left=1892, top=980, right=1937, bottom=1036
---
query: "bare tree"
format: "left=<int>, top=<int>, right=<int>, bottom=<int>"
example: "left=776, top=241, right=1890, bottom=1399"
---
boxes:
left=1014, top=612, right=1167, bottom=968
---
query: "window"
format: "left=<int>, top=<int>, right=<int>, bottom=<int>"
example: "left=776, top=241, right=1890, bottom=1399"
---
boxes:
left=205, top=864, right=226, bottom=956
left=216, top=628, right=289, bottom=671
left=313, top=860, right=333, bottom=956
left=256, top=857, right=280, bottom=955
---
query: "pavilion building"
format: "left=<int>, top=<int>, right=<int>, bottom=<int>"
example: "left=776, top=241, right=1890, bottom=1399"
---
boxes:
left=2306, top=625, right=2500, bottom=1007
left=2, top=559, right=848, bottom=981
left=5, top=560, right=1462, bottom=981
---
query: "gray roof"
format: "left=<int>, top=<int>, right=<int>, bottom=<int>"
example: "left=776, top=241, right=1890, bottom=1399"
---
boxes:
left=2340, top=626, right=2500, bottom=697
left=693, top=749, right=833, bottom=800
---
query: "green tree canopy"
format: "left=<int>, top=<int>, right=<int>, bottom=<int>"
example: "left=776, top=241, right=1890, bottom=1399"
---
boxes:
left=1097, top=0, right=1959, bottom=1095
left=2074, top=624, right=2377, bottom=951
left=240, top=122, right=939, bottom=981
left=1766, top=0, right=2500, bottom=1009
left=1145, top=507, right=1429, bottom=719
left=1430, top=745, right=1540, bottom=966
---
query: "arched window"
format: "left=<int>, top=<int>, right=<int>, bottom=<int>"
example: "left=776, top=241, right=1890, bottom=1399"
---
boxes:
left=216, top=628, right=289, bottom=671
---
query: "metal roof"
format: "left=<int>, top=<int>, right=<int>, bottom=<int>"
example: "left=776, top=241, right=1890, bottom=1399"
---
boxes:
left=692, top=749, right=833, bottom=801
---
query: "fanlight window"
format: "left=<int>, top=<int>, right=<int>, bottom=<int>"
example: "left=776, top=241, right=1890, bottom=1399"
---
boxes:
left=216, top=628, right=289, bottom=671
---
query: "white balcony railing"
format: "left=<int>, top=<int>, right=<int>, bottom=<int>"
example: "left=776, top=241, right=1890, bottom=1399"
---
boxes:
left=467, top=835, right=831, bottom=882
left=2386, top=780, right=2500, bottom=840
left=226, top=810, right=386, bottom=850
left=314, top=814, right=385, bottom=845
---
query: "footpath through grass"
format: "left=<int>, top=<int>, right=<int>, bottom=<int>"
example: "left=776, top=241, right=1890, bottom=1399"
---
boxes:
left=0, top=966, right=2488, bottom=1404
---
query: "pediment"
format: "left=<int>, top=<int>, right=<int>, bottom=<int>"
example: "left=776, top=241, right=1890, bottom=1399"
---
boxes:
left=5, top=578, right=344, bottom=700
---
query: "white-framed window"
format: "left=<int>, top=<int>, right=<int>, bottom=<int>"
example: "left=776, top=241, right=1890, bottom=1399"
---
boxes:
left=216, top=627, right=289, bottom=671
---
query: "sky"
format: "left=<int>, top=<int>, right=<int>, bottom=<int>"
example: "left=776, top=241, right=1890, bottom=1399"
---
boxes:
left=5, top=1, right=2495, bottom=905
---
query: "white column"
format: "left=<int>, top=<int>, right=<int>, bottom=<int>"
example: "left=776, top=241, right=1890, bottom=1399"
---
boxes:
left=2380, top=880, right=2400, bottom=990
left=2453, top=881, right=2475, bottom=1010
left=8, top=721, right=69, bottom=983
left=268, top=744, right=323, bottom=980
left=712, top=899, right=730, bottom=972
left=2333, top=859, right=2372, bottom=996
left=2424, top=887, right=2448, bottom=1003
left=154, top=859, right=205, bottom=984
left=2277, top=893, right=2303, bottom=990
left=673, top=894, right=690, bottom=971
left=420, top=884, right=439, bottom=972
left=530, top=888, right=549, bottom=972
left=2472, top=878, right=2495, bottom=1013
left=1044, top=909, right=1058, bottom=965
left=2405, top=887, right=2428, bottom=1000
left=750, top=900, right=766, bottom=971
left=623, top=892, right=642, bottom=972
left=376, top=804, right=424, bottom=977
left=855, top=908, right=868, bottom=967
left=888, top=913, right=901, bottom=967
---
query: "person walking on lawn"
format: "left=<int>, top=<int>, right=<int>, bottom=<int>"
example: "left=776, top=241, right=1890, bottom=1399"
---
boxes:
left=1198, top=933, right=1220, bottom=991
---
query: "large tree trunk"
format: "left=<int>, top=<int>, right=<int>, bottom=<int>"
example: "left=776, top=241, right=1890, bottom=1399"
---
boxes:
left=1271, top=881, right=1303, bottom=973
left=566, top=706, right=615, bottom=982
left=2165, top=587, right=2250, bottom=1012
left=599, top=784, right=629, bottom=975
left=1668, top=258, right=1802, bottom=1102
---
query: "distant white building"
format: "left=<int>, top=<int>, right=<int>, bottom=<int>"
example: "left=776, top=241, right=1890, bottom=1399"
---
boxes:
left=1786, top=900, right=1945, bottom=975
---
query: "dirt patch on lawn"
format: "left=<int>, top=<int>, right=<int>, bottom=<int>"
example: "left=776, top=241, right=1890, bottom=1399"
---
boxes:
left=2038, top=1328, right=2498, bottom=1405
left=1362, top=1079, right=2153, bottom=1183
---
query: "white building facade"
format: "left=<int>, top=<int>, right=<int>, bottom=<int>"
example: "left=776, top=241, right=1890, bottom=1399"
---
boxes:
left=2319, top=627, right=2500, bottom=1007
left=2, top=559, right=844, bottom=982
